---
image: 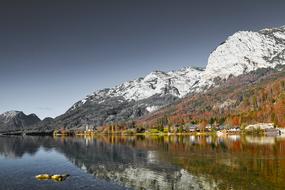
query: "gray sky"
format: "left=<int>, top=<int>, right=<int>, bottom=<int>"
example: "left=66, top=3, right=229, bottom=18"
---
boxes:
left=1, top=0, right=285, bottom=119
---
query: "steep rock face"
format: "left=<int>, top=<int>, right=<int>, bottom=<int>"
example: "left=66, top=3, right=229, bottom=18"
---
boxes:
left=202, top=26, right=285, bottom=83
left=0, top=111, right=41, bottom=132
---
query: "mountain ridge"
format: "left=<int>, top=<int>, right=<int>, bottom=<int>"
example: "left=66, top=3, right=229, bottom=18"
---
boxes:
left=71, top=25, right=285, bottom=113
left=2, top=25, right=285, bottom=132
left=0, top=111, right=41, bottom=132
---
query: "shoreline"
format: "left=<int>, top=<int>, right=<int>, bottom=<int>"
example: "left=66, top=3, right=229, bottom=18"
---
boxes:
left=0, top=127, right=282, bottom=137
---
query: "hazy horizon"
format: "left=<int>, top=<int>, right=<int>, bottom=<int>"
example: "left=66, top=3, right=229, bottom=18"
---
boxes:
left=1, top=0, right=285, bottom=119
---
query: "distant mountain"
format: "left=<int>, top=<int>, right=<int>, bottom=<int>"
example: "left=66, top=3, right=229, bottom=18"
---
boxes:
left=2, top=26, right=285, bottom=132
left=0, top=111, right=41, bottom=132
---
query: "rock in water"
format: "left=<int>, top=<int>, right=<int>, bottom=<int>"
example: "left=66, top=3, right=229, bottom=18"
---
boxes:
left=51, top=174, right=70, bottom=182
left=35, top=174, right=50, bottom=180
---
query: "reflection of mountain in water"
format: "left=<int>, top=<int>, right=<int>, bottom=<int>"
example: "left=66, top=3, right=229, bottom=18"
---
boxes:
left=55, top=137, right=215, bottom=190
left=0, top=136, right=217, bottom=190
left=0, top=136, right=44, bottom=158
left=1, top=135, right=285, bottom=190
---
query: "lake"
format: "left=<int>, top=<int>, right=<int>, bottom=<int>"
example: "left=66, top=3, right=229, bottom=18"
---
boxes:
left=0, top=135, right=285, bottom=190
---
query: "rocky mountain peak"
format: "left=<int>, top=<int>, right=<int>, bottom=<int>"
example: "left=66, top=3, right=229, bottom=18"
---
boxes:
left=203, top=26, right=285, bottom=82
left=1, top=111, right=22, bottom=118
left=0, top=111, right=41, bottom=132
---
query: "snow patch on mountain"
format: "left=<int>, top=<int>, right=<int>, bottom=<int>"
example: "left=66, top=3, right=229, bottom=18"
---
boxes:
left=69, top=67, right=204, bottom=111
left=1, top=111, right=21, bottom=118
left=146, top=106, right=160, bottom=113
left=109, top=67, right=203, bottom=101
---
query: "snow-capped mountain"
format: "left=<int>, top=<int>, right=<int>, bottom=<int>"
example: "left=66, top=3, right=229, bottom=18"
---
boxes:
left=69, top=66, right=204, bottom=111
left=56, top=67, right=204, bottom=129
left=58, top=26, right=285, bottom=129
left=73, top=26, right=285, bottom=111
left=2, top=26, right=285, bottom=132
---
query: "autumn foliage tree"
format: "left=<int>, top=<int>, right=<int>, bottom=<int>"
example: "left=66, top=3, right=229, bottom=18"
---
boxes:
left=199, top=120, right=208, bottom=132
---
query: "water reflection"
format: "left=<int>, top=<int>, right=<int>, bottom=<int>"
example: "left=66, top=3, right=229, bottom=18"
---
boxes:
left=0, top=136, right=52, bottom=159
left=0, top=135, right=285, bottom=190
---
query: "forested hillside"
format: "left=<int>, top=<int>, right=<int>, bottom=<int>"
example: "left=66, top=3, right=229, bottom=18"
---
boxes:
left=135, top=65, right=285, bottom=129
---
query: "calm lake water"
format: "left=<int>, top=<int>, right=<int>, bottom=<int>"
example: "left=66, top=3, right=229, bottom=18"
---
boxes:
left=0, top=135, right=285, bottom=190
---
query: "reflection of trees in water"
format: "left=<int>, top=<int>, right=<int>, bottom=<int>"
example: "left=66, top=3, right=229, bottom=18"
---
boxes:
left=0, top=136, right=63, bottom=159
left=1, top=135, right=285, bottom=189
left=54, top=137, right=208, bottom=190
left=92, top=135, right=285, bottom=190
left=0, top=136, right=215, bottom=190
